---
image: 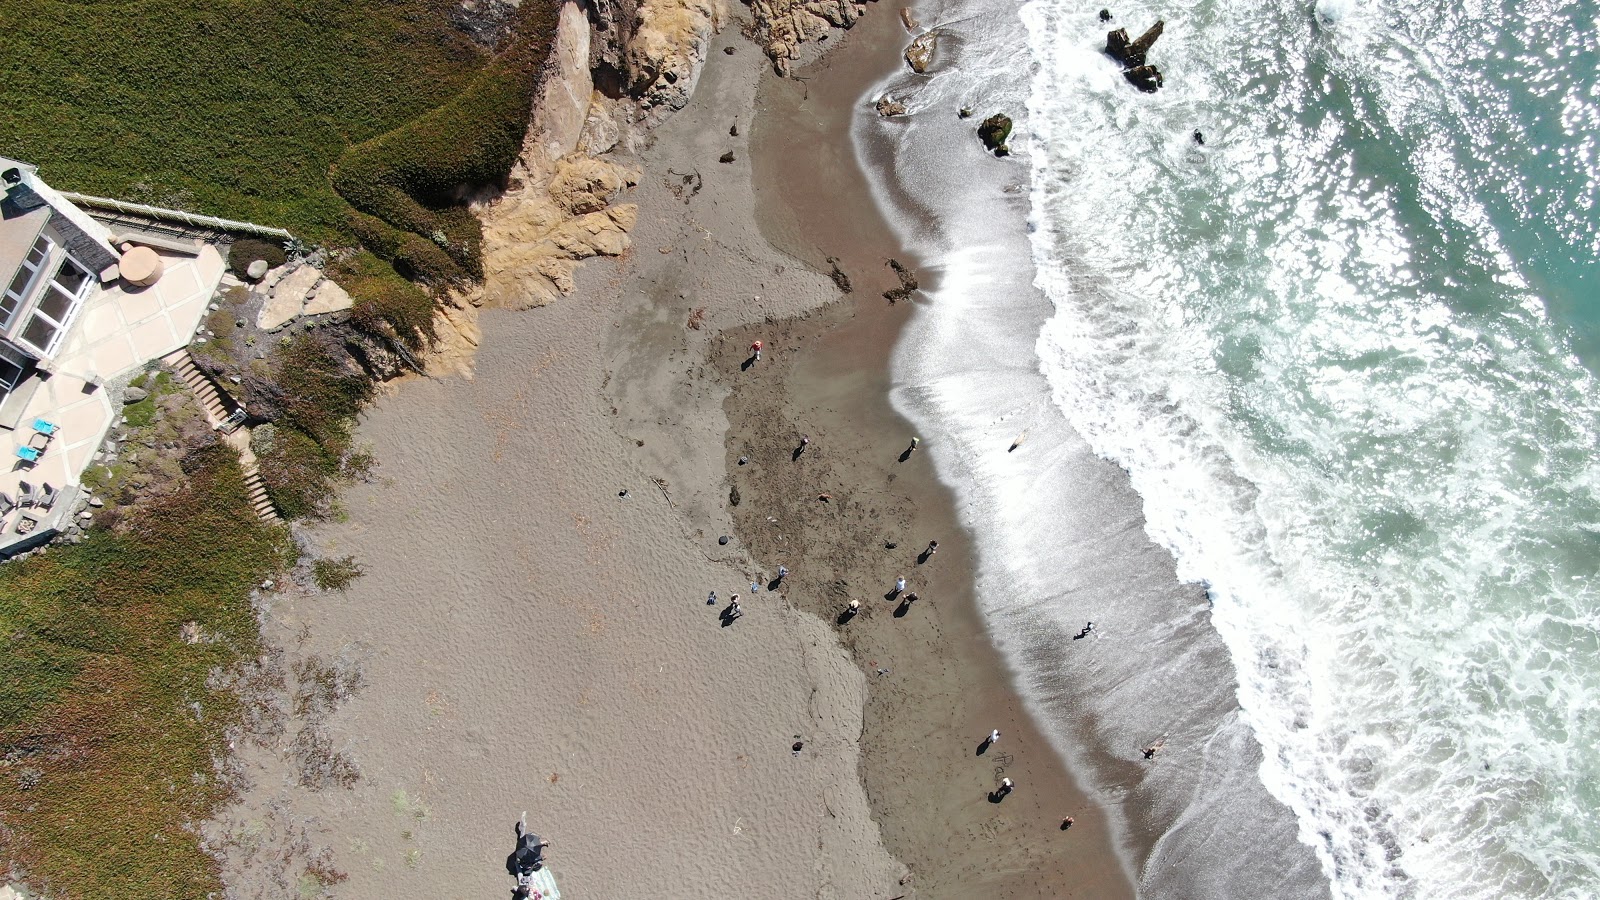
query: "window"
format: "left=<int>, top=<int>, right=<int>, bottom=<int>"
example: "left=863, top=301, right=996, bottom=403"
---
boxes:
left=0, top=349, right=29, bottom=407
left=1, top=234, right=51, bottom=331
left=19, top=253, right=93, bottom=357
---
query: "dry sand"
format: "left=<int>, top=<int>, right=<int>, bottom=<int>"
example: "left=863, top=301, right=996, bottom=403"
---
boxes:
left=212, top=7, right=1134, bottom=899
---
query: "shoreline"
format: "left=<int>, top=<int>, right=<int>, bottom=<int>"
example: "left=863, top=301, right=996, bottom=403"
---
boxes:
left=733, top=4, right=1139, bottom=894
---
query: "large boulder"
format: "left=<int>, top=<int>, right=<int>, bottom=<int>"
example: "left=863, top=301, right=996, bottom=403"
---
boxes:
left=978, top=114, right=1013, bottom=156
left=905, top=30, right=937, bottom=73
left=876, top=96, right=908, bottom=117
left=1124, top=64, right=1164, bottom=93
left=1105, top=20, right=1163, bottom=68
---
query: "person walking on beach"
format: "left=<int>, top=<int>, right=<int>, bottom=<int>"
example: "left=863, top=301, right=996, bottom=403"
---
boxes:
left=751, top=580, right=761, bottom=594
left=707, top=590, right=718, bottom=606
left=1061, top=816, right=1075, bottom=831
left=995, top=777, right=1014, bottom=799
left=894, top=576, right=906, bottom=596
left=726, top=594, right=743, bottom=621
left=777, top=565, right=789, bottom=582
left=750, top=340, right=763, bottom=361
left=988, top=729, right=1001, bottom=746
left=926, top=540, right=938, bottom=556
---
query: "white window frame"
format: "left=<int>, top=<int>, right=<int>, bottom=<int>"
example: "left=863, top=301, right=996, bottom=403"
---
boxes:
left=1, top=233, right=53, bottom=333
left=18, top=248, right=95, bottom=358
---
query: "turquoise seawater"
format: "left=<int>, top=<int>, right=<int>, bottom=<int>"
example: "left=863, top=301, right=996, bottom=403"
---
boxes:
left=1021, top=0, right=1600, bottom=896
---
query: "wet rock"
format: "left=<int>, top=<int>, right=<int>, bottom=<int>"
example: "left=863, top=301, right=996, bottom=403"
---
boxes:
left=883, top=258, right=920, bottom=303
left=958, top=106, right=973, bottom=119
left=899, top=7, right=918, bottom=30
left=978, top=114, right=1013, bottom=156
left=1124, top=64, right=1164, bottom=93
left=1099, top=8, right=1113, bottom=22
left=905, top=30, right=937, bottom=73
left=876, top=96, right=908, bottom=117
left=720, top=151, right=736, bottom=163
left=1105, top=20, right=1163, bottom=68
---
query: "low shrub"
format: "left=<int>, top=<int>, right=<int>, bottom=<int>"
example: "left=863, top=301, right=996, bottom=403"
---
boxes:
left=312, top=555, right=364, bottom=591
left=226, top=237, right=288, bottom=276
left=328, top=251, right=437, bottom=352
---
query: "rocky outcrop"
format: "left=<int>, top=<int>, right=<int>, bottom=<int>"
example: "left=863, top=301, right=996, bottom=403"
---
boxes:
left=255, top=264, right=353, bottom=331
left=626, top=0, right=726, bottom=110
left=1105, top=20, right=1166, bottom=92
left=1124, top=64, right=1163, bottom=93
left=875, top=95, right=908, bottom=117
left=978, top=114, right=1013, bottom=156
left=749, top=0, right=873, bottom=76
left=478, top=2, right=643, bottom=312
left=904, top=30, right=938, bottom=73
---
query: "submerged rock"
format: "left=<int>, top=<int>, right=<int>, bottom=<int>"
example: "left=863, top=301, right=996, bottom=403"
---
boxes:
left=876, top=95, right=908, bottom=117
left=905, top=30, right=938, bottom=73
left=978, top=114, right=1013, bottom=156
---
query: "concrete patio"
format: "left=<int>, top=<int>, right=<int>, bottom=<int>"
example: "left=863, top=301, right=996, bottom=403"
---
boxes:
left=0, top=244, right=223, bottom=549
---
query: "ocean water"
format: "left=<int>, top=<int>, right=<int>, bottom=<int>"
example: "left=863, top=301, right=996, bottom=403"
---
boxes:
left=1024, top=0, right=1600, bottom=896
left=863, top=0, right=1600, bottom=897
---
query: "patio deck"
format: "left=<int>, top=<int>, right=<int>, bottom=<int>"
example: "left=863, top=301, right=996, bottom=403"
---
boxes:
left=0, top=244, right=223, bottom=550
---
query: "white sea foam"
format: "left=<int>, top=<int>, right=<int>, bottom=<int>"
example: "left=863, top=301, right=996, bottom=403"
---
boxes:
left=1020, top=0, right=1600, bottom=897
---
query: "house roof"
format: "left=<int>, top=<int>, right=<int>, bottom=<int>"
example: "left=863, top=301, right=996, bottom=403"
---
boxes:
left=0, top=206, right=49, bottom=289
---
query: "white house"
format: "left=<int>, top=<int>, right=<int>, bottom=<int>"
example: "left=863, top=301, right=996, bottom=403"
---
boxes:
left=0, top=156, right=226, bottom=550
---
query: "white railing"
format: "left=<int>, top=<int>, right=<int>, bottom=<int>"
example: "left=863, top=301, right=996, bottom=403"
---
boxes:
left=55, top=192, right=293, bottom=239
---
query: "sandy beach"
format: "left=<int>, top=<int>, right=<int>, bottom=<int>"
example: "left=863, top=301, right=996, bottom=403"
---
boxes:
left=209, top=5, right=1138, bottom=898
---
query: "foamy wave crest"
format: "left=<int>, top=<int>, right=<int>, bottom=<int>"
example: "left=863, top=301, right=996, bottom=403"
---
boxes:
left=1021, top=0, right=1600, bottom=897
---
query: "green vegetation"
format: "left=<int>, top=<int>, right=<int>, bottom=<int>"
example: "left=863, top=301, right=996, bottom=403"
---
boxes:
left=3, top=0, right=560, bottom=280
left=331, top=250, right=437, bottom=353
left=226, top=238, right=289, bottom=277
left=1, top=0, right=485, bottom=243
left=252, top=334, right=374, bottom=519
left=0, top=442, right=290, bottom=899
left=312, top=555, right=365, bottom=592
left=330, top=1, right=561, bottom=282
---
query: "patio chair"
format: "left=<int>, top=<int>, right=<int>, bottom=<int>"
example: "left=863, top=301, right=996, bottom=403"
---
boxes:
left=0, top=491, right=13, bottom=516
left=16, top=481, right=34, bottom=506
left=32, top=418, right=57, bottom=436
left=38, top=483, right=56, bottom=510
left=27, top=431, right=49, bottom=450
left=15, top=446, right=40, bottom=464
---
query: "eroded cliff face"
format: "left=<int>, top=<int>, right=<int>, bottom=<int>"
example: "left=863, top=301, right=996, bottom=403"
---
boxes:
left=473, top=1, right=642, bottom=316
left=627, top=0, right=727, bottom=110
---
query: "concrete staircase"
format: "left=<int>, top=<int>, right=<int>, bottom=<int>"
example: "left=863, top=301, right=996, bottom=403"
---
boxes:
left=160, top=349, right=282, bottom=524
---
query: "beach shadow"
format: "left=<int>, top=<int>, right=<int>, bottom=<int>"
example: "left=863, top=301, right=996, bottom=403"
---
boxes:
left=719, top=606, right=742, bottom=627
left=767, top=577, right=783, bottom=591
left=792, top=445, right=806, bottom=461
left=893, top=600, right=911, bottom=618
left=836, top=609, right=858, bottom=625
left=898, top=447, right=914, bottom=463
left=883, top=589, right=900, bottom=602
left=987, top=790, right=1010, bottom=804
left=741, top=355, right=756, bottom=371
left=976, top=739, right=992, bottom=757
left=917, top=549, right=933, bottom=565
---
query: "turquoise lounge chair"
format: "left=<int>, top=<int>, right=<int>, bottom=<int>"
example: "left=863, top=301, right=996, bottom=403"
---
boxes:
left=31, top=418, right=57, bottom=436
left=16, top=445, right=40, bottom=463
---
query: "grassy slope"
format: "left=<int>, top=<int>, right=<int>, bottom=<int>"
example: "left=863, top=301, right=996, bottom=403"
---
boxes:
left=0, top=440, right=290, bottom=898
left=0, top=0, right=487, bottom=241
